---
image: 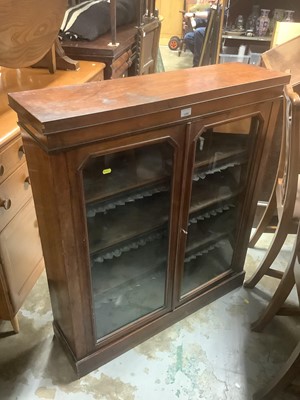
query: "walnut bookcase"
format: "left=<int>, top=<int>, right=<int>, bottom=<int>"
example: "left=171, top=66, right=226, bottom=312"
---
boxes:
left=8, top=63, right=289, bottom=376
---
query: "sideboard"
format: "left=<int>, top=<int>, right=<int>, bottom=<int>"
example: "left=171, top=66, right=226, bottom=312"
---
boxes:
left=8, top=63, right=289, bottom=375
left=0, top=61, right=105, bottom=332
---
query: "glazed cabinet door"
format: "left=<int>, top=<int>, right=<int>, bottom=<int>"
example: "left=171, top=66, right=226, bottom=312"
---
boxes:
left=175, top=106, right=271, bottom=304
left=67, top=125, right=184, bottom=347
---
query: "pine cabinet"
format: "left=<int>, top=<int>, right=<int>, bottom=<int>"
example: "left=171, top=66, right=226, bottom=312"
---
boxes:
left=8, top=63, right=289, bottom=376
left=0, top=61, right=105, bottom=333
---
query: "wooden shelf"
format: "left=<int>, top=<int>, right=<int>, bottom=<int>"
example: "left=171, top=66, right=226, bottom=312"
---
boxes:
left=190, top=169, right=243, bottom=214
left=185, top=206, right=236, bottom=261
left=88, top=191, right=169, bottom=255
left=185, top=232, right=230, bottom=262
left=86, top=181, right=169, bottom=216
left=195, top=132, right=248, bottom=169
left=188, top=201, right=237, bottom=226
left=92, top=238, right=167, bottom=294
left=181, top=238, right=234, bottom=296
left=222, top=34, right=271, bottom=42
left=83, top=150, right=172, bottom=204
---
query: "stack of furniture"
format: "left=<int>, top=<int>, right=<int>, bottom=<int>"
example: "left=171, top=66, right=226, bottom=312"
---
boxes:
left=0, top=62, right=105, bottom=333
left=0, top=0, right=106, bottom=333
left=62, top=0, right=161, bottom=79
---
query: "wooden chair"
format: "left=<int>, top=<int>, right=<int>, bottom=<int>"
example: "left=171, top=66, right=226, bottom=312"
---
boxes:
left=249, top=36, right=300, bottom=250
left=0, top=0, right=68, bottom=70
left=245, top=83, right=300, bottom=290
left=253, top=225, right=300, bottom=399
left=199, top=1, right=224, bottom=66
left=246, top=85, right=300, bottom=398
left=246, top=36, right=300, bottom=284
left=135, top=15, right=161, bottom=75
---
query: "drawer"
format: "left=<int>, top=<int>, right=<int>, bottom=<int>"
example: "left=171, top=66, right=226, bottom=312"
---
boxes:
left=0, top=136, right=25, bottom=185
left=0, top=198, right=43, bottom=314
left=0, top=162, right=32, bottom=231
left=111, top=49, right=133, bottom=79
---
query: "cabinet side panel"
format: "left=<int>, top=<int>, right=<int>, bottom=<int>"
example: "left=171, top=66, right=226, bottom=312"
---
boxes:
left=20, top=131, right=80, bottom=355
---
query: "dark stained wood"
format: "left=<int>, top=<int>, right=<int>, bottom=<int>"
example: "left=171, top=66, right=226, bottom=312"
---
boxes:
left=33, top=39, right=80, bottom=72
left=8, top=64, right=290, bottom=375
left=8, top=64, right=290, bottom=137
left=135, top=18, right=161, bottom=75
left=62, top=24, right=138, bottom=80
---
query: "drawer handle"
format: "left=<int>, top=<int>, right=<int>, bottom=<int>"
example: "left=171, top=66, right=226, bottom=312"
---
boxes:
left=0, top=165, right=4, bottom=176
left=18, top=145, right=25, bottom=159
left=0, top=198, right=12, bottom=210
left=24, top=176, right=31, bottom=188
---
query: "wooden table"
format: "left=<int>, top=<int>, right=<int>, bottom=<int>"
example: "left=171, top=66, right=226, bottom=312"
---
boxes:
left=0, top=61, right=105, bottom=333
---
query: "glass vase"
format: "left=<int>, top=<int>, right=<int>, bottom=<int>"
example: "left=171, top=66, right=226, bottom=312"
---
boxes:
left=235, top=15, right=244, bottom=31
left=246, top=5, right=260, bottom=32
left=283, top=10, right=295, bottom=22
left=269, top=9, right=285, bottom=34
left=256, top=9, right=270, bottom=37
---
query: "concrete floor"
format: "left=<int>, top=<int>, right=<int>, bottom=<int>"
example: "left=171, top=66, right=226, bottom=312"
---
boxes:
left=159, top=45, right=193, bottom=71
left=0, top=233, right=299, bottom=400
left=1, top=49, right=300, bottom=400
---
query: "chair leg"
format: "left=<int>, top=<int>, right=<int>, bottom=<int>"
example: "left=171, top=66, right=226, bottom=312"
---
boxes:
left=11, top=314, right=19, bottom=333
left=249, top=194, right=277, bottom=248
left=244, top=215, right=290, bottom=289
left=253, top=341, right=300, bottom=400
left=251, top=245, right=296, bottom=332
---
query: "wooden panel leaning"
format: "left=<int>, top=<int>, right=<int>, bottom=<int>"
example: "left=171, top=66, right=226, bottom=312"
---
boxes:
left=261, top=35, right=300, bottom=89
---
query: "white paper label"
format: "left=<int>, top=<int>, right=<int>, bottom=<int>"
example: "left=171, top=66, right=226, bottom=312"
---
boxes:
left=180, top=108, right=192, bottom=118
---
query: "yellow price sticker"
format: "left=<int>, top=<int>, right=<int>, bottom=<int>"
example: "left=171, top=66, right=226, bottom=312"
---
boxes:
left=102, top=168, right=112, bottom=175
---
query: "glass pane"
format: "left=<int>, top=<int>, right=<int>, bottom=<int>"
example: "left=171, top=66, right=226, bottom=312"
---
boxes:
left=181, top=117, right=259, bottom=297
left=82, top=143, right=173, bottom=340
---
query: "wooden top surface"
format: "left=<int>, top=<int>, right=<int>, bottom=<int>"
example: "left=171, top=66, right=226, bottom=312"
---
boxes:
left=0, top=0, right=67, bottom=68
left=0, top=61, right=105, bottom=147
left=9, top=63, right=290, bottom=136
left=62, top=23, right=137, bottom=59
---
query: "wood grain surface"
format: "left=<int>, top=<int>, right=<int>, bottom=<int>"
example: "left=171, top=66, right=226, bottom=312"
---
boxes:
left=0, top=0, right=67, bottom=68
